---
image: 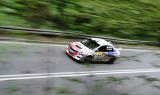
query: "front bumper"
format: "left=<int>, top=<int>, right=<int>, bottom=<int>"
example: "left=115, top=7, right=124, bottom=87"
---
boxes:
left=65, top=46, right=83, bottom=61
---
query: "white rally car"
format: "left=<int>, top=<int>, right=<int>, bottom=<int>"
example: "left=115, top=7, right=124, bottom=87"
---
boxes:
left=65, top=38, right=120, bottom=63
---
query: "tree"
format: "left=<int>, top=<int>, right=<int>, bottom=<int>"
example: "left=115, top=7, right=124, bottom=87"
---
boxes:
left=12, top=0, right=51, bottom=28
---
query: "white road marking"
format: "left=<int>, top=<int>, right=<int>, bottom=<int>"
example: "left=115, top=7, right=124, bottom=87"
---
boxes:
left=0, top=69, right=160, bottom=81
left=121, top=48, right=160, bottom=53
left=0, top=41, right=159, bottom=52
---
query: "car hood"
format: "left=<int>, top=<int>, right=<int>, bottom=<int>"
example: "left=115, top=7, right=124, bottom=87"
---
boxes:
left=70, top=42, right=93, bottom=54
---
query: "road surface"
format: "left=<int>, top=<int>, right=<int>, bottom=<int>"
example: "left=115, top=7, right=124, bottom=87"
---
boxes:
left=0, top=41, right=160, bottom=95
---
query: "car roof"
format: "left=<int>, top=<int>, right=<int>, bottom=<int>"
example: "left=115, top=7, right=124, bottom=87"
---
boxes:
left=91, top=38, right=113, bottom=46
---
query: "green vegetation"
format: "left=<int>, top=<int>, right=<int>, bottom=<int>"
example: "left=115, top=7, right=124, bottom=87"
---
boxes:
left=107, top=76, right=130, bottom=84
left=93, top=76, right=130, bottom=88
left=5, top=87, right=20, bottom=93
left=43, top=87, right=73, bottom=94
left=64, top=78, right=85, bottom=83
left=91, top=76, right=130, bottom=95
left=0, top=43, right=24, bottom=52
left=133, top=59, right=141, bottom=62
left=136, top=75, right=160, bottom=83
left=0, top=0, right=160, bottom=41
left=54, top=88, right=73, bottom=95
left=145, top=77, right=160, bottom=83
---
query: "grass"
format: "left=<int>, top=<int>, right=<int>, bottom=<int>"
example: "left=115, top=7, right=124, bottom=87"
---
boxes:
left=93, top=76, right=130, bottom=88
left=145, top=78, right=160, bottom=83
left=0, top=0, right=160, bottom=41
left=5, top=87, right=20, bottom=93
left=136, top=75, right=147, bottom=79
left=0, top=43, right=24, bottom=53
left=107, top=76, right=130, bottom=84
left=43, top=87, right=73, bottom=94
left=0, top=13, right=25, bottom=27
left=91, top=76, right=130, bottom=95
left=64, top=78, right=84, bottom=83
left=133, top=59, right=141, bottom=62
left=1, top=31, right=28, bottom=36
left=136, top=75, right=160, bottom=83
left=120, top=93, right=129, bottom=95
left=54, top=88, right=73, bottom=95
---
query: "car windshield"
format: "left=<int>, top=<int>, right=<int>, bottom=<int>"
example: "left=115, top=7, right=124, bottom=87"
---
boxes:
left=81, top=39, right=100, bottom=50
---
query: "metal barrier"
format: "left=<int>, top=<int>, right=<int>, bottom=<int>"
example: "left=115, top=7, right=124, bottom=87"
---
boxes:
left=0, top=26, right=159, bottom=46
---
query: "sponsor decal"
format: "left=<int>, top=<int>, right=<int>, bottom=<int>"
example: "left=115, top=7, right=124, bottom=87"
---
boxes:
left=104, top=52, right=116, bottom=55
left=95, top=52, right=103, bottom=55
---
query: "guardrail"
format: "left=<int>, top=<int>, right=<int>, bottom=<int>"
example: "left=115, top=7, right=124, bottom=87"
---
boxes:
left=0, top=26, right=159, bottom=46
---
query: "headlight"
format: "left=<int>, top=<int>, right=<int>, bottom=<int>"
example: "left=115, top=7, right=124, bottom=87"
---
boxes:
left=78, top=51, right=88, bottom=57
left=78, top=51, right=84, bottom=55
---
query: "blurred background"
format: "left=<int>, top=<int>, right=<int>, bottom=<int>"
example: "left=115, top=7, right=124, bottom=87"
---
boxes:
left=0, top=0, right=159, bottom=41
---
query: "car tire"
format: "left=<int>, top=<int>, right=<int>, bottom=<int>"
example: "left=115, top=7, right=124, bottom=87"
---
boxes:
left=81, top=55, right=92, bottom=63
left=108, top=56, right=116, bottom=64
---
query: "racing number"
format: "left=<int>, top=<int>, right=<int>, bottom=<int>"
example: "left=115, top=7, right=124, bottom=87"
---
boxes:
left=95, top=52, right=103, bottom=56
left=94, top=52, right=105, bottom=60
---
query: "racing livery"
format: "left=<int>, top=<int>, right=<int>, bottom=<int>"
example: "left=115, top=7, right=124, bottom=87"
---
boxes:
left=65, top=38, right=120, bottom=63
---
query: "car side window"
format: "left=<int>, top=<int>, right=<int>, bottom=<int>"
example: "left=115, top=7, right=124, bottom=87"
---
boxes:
left=106, top=45, right=114, bottom=52
left=97, top=46, right=107, bottom=52
left=97, top=46, right=113, bottom=52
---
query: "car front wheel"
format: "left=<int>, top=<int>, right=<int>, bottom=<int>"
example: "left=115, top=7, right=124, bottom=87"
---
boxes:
left=108, top=56, right=116, bottom=64
left=81, top=55, right=93, bottom=63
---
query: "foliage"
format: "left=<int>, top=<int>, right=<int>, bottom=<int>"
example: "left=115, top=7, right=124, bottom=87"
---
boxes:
left=0, top=0, right=159, bottom=41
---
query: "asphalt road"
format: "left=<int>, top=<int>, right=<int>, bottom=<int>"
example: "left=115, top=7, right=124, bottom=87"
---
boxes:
left=0, top=41, right=160, bottom=95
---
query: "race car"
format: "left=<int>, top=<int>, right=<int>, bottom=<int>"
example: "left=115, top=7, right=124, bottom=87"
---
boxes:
left=65, top=38, right=120, bottom=64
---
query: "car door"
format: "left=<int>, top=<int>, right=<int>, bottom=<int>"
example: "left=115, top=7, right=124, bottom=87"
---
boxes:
left=93, top=46, right=106, bottom=61
left=94, top=45, right=114, bottom=62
